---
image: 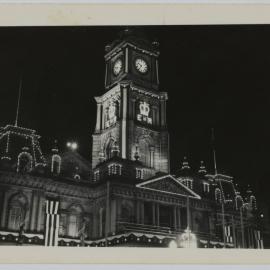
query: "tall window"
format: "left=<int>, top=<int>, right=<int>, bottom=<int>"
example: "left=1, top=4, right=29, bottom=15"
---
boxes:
left=136, top=168, right=144, bottom=180
left=138, top=140, right=151, bottom=167
left=8, top=205, right=23, bottom=231
left=203, top=182, right=210, bottom=193
left=7, top=194, right=27, bottom=231
left=67, top=205, right=83, bottom=238
left=59, top=214, right=67, bottom=236
left=108, top=164, right=122, bottom=175
left=68, top=214, right=80, bottom=238
left=105, top=139, right=115, bottom=160
left=183, top=178, right=193, bottom=190
left=94, top=170, right=100, bottom=181
left=17, top=152, right=32, bottom=173
left=51, top=154, right=61, bottom=174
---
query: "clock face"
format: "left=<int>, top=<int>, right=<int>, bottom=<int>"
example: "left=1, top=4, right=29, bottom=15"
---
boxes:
left=113, top=59, right=123, bottom=76
left=135, top=58, right=148, bottom=74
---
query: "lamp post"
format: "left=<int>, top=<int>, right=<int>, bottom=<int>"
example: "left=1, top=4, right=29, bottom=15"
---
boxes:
left=221, top=201, right=226, bottom=248
left=239, top=203, right=249, bottom=249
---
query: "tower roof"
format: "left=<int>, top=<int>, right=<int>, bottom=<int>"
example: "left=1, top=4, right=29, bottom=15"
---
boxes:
left=198, top=160, right=207, bottom=175
left=105, top=28, right=159, bottom=56
left=0, top=124, right=45, bottom=168
left=177, top=156, right=193, bottom=177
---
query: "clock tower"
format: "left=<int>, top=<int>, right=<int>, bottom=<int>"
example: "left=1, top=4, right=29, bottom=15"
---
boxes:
left=92, top=29, right=169, bottom=179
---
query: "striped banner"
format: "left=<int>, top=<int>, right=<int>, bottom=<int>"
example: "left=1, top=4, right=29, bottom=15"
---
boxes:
left=225, top=225, right=233, bottom=244
left=254, top=230, right=264, bottom=249
left=44, top=199, right=59, bottom=246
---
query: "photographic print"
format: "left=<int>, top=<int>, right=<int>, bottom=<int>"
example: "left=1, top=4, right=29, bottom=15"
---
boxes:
left=0, top=21, right=269, bottom=253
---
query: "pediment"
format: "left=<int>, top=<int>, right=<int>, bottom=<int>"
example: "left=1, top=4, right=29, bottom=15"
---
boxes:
left=136, top=174, right=201, bottom=199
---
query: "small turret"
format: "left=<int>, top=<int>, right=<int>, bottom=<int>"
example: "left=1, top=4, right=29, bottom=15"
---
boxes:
left=198, top=160, right=207, bottom=175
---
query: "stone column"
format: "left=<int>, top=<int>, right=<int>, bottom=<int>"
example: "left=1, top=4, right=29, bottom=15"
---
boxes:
left=156, top=203, right=160, bottom=227
left=130, top=99, right=136, bottom=119
left=30, top=192, right=38, bottom=231
left=177, top=207, right=181, bottom=231
left=99, top=208, right=103, bottom=237
left=136, top=200, right=140, bottom=224
left=160, top=100, right=166, bottom=127
left=121, top=86, right=128, bottom=159
left=173, top=206, right=177, bottom=231
left=140, top=201, right=144, bottom=225
left=125, top=47, right=129, bottom=73
left=110, top=199, right=116, bottom=234
left=36, top=194, right=45, bottom=232
left=149, top=146, right=155, bottom=168
left=92, top=209, right=98, bottom=239
left=152, top=202, right=156, bottom=226
left=95, top=102, right=102, bottom=132
left=1, top=190, right=7, bottom=228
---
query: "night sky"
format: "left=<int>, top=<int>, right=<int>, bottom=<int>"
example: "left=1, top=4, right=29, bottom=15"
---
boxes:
left=0, top=25, right=269, bottom=206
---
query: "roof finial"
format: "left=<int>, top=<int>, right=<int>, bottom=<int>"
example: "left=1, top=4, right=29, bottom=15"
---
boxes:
left=14, top=76, right=23, bottom=127
left=52, top=139, right=59, bottom=153
left=211, top=128, right=218, bottom=175
left=181, top=156, right=190, bottom=170
left=198, top=160, right=207, bottom=174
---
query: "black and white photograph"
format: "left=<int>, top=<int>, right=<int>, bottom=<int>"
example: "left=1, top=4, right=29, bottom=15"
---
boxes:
left=0, top=21, right=269, bottom=252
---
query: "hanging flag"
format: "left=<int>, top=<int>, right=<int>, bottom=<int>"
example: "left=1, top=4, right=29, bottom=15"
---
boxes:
left=254, top=230, right=264, bottom=249
left=44, top=199, right=60, bottom=246
left=225, top=225, right=233, bottom=244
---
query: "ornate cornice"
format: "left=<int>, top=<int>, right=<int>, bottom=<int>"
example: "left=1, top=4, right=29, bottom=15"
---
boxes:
left=0, top=171, right=107, bottom=199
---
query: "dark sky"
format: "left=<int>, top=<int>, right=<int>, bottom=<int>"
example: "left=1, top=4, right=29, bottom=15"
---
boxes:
left=0, top=25, right=269, bottom=205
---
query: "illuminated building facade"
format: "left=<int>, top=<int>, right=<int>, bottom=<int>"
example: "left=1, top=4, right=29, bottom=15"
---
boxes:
left=0, top=29, right=264, bottom=248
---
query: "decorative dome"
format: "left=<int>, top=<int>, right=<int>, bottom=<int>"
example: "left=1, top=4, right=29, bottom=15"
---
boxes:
left=198, top=160, right=207, bottom=175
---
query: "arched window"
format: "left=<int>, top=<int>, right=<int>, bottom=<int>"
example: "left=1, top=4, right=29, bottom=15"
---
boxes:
left=67, top=205, right=83, bottom=238
left=108, top=163, right=122, bottom=175
left=235, top=195, right=243, bottom=210
left=138, top=140, right=151, bottom=167
left=17, top=152, right=32, bottom=173
left=7, top=193, right=28, bottom=231
left=250, top=195, right=257, bottom=210
left=215, top=188, right=222, bottom=203
left=105, top=138, right=115, bottom=160
left=51, top=154, right=61, bottom=174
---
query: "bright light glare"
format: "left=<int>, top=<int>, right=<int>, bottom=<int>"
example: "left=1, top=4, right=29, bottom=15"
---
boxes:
left=67, top=141, right=78, bottom=150
left=168, top=240, right=177, bottom=248
left=71, top=142, right=78, bottom=150
left=179, top=228, right=197, bottom=249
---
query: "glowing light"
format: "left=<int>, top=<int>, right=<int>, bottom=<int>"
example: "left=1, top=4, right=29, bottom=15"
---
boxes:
left=179, top=228, right=197, bottom=249
left=67, top=141, right=78, bottom=150
left=71, top=142, right=78, bottom=150
left=168, top=240, right=177, bottom=248
left=260, top=214, right=264, bottom=218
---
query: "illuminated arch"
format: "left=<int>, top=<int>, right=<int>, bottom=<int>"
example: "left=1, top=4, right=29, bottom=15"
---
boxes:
left=51, top=154, right=61, bottom=174
left=104, top=137, right=116, bottom=160
left=17, top=152, right=33, bottom=173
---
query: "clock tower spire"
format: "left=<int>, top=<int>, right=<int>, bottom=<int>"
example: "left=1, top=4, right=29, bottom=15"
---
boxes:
left=92, top=29, right=169, bottom=180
